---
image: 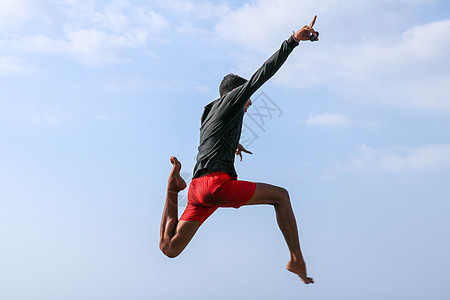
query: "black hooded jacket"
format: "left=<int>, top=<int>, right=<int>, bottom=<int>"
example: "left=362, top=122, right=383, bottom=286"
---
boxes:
left=192, top=35, right=299, bottom=179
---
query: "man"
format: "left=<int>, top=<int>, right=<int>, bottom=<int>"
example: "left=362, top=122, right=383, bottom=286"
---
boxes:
left=160, top=17, right=318, bottom=284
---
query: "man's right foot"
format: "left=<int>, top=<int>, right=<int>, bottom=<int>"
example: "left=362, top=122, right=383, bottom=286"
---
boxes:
left=168, top=156, right=187, bottom=193
left=286, top=260, right=314, bottom=284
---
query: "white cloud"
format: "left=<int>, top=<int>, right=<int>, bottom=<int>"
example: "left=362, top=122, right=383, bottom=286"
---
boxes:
left=307, top=112, right=353, bottom=127
left=93, top=115, right=108, bottom=120
left=0, top=1, right=235, bottom=66
left=336, top=144, right=450, bottom=173
left=101, top=76, right=169, bottom=92
left=31, top=114, right=60, bottom=124
left=151, top=0, right=231, bottom=36
left=215, top=0, right=297, bottom=51
left=316, top=19, right=450, bottom=112
left=65, top=1, right=168, bottom=33
left=12, top=28, right=148, bottom=65
left=215, top=0, right=432, bottom=50
left=0, top=105, right=76, bottom=125
left=157, top=0, right=230, bottom=20
left=313, top=19, right=450, bottom=110
left=1, top=1, right=168, bottom=66
left=30, top=108, right=78, bottom=124
left=0, top=56, right=33, bottom=75
left=0, top=0, right=33, bottom=30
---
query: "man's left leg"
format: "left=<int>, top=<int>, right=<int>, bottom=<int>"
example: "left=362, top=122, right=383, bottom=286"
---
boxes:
left=205, top=175, right=313, bottom=283
left=245, top=183, right=314, bottom=284
left=159, top=157, right=200, bottom=258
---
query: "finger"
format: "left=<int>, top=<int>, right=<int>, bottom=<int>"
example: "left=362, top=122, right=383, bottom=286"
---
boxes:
left=244, top=150, right=253, bottom=154
left=239, top=153, right=243, bottom=161
left=309, top=15, right=317, bottom=28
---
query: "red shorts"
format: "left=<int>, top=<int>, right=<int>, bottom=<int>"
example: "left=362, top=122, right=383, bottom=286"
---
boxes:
left=180, top=172, right=256, bottom=226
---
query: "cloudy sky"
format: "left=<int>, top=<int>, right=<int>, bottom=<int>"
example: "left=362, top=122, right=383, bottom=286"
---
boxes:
left=1, top=0, right=449, bottom=299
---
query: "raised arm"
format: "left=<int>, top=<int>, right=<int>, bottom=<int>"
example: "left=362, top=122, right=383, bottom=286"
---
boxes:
left=226, top=16, right=319, bottom=109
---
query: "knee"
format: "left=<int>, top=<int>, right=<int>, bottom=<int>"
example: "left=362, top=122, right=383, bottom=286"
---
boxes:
left=165, top=249, right=181, bottom=259
left=275, top=187, right=290, bottom=207
left=160, top=242, right=181, bottom=259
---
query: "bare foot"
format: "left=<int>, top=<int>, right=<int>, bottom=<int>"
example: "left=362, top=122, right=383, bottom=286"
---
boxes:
left=168, top=156, right=187, bottom=193
left=286, top=260, right=314, bottom=284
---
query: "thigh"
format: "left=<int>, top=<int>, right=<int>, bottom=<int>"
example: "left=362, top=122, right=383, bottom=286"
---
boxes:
left=245, top=182, right=288, bottom=206
left=170, top=220, right=200, bottom=255
left=212, top=178, right=256, bottom=208
left=180, top=203, right=218, bottom=226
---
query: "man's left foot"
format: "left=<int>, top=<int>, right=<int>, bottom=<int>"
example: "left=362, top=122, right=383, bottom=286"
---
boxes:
left=286, top=260, right=314, bottom=284
left=168, top=156, right=187, bottom=193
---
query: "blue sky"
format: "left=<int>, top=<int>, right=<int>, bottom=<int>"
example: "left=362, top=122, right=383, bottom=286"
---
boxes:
left=1, top=0, right=450, bottom=299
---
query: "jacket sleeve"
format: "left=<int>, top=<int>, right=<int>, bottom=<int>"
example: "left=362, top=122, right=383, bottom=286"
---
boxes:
left=225, top=35, right=299, bottom=109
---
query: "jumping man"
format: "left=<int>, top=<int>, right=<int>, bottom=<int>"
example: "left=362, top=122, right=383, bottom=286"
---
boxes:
left=160, top=16, right=319, bottom=284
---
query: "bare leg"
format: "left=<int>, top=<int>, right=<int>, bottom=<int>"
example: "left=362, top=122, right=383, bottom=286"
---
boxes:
left=159, top=156, right=199, bottom=258
left=246, top=183, right=314, bottom=284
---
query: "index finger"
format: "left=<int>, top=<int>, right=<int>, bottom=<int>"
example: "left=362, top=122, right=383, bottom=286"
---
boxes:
left=309, top=15, right=317, bottom=28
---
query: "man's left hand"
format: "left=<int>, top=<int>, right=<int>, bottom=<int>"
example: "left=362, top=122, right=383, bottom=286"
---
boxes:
left=236, top=144, right=253, bottom=161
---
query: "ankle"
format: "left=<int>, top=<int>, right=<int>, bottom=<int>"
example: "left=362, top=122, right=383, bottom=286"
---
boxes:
left=167, top=179, right=180, bottom=192
left=290, top=254, right=305, bottom=265
left=167, top=188, right=180, bottom=194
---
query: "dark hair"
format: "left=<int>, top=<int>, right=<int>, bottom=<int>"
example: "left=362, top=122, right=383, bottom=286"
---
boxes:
left=219, top=74, right=247, bottom=97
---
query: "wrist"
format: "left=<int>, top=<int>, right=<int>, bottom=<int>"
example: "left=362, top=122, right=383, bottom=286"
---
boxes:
left=291, top=32, right=300, bottom=43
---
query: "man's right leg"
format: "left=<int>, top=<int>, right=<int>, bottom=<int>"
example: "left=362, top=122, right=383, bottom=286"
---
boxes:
left=159, top=157, right=200, bottom=258
left=245, top=183, right=314, bottom=284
